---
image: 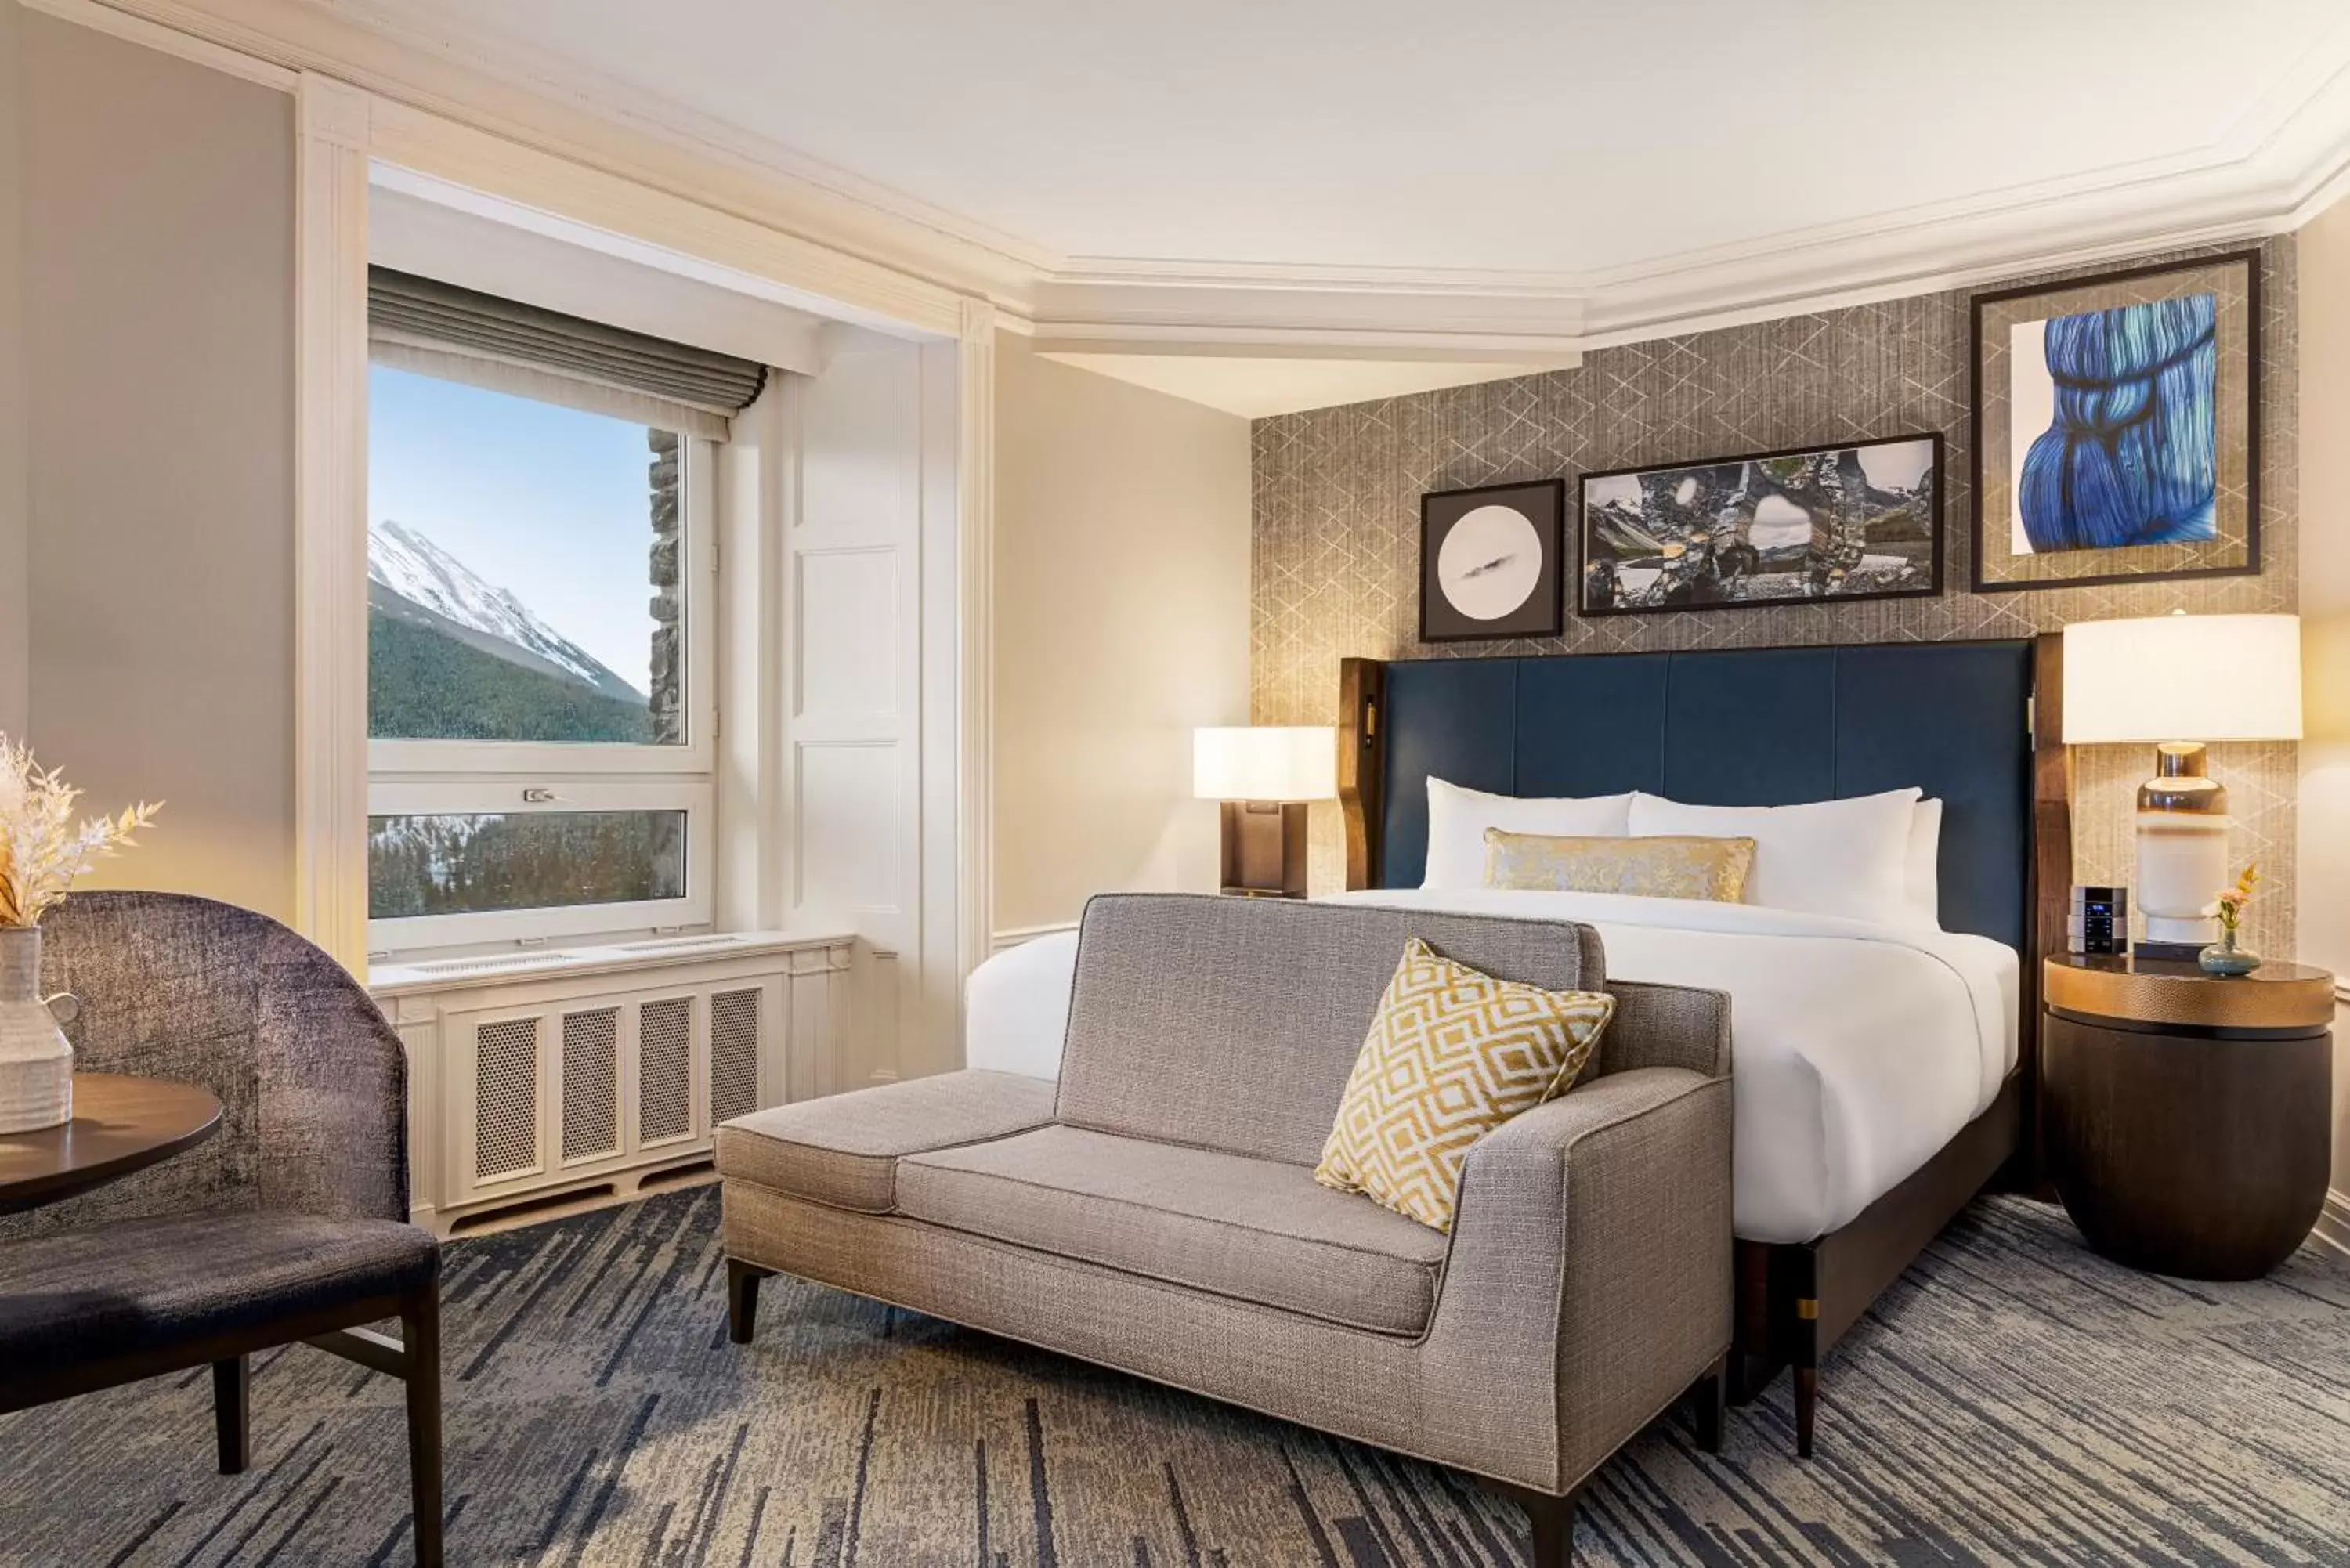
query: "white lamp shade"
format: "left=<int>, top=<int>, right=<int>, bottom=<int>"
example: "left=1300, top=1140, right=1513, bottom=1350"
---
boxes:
left=2063, top=614, right=2303, bottom=743
left=1193, top=726, right=1337, bottom=802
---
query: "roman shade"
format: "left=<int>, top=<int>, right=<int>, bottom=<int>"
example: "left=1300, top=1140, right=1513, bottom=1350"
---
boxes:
left=367, top=266, right=767, bottom=439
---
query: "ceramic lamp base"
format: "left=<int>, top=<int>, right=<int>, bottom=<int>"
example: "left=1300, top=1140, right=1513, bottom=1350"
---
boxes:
left=2135, top=742, right=2228, bottom=949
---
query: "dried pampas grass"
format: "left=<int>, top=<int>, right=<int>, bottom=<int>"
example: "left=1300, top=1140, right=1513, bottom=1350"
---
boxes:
left=0, top=734, right=162, bottom=929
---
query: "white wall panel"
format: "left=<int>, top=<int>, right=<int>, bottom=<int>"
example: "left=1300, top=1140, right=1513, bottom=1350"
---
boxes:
left=795, top=742, right=901, bottom=912
left=786, top=329, right=956, bottom=1085
left=801, top=337, right=917, bottom=530
left=796, top=547, right=902, bottom=719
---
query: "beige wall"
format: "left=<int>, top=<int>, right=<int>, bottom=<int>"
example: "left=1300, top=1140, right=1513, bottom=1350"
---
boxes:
left=993, top=338, right=1253, bottom=938
left=20, top=16, right=297, bottom=920
left=0, top=0, right=26, bottom=739
left=2298, top=192, right=2350, bottom=1203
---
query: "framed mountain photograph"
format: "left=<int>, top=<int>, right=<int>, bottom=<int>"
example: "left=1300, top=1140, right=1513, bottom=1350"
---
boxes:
left=1420, top=479, right=1565, bottom=642
left=1970, top=251, right=2260, bottom=591
left=1576, top=434, right=1942, bottom=616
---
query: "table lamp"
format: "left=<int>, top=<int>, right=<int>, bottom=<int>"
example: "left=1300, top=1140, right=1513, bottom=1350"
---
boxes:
left=2062, top=613, right=2301, bottom=955
left=1193, top=727, right=1336, bottom=898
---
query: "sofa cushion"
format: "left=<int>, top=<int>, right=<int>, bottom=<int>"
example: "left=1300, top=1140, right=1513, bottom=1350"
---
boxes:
left=896, top=1125, right=1449, bottom=1335
left=715, top=1069, right=1058, bottom=1213
left=1059, top=894, right=1603, bottom=1165
left=0, top=1211, right=436, bottom=1365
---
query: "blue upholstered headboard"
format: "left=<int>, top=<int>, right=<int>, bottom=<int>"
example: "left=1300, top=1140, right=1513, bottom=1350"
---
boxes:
left=1360, top=640, right=2038, bottom=952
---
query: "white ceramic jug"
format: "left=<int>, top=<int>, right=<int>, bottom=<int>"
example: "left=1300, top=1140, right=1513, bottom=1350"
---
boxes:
left=0, top=927, right=76, bottom=1133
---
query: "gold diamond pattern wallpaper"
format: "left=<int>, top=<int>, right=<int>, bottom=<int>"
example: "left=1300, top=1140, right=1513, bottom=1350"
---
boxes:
left=1250, top=241, right=2299, bottom=956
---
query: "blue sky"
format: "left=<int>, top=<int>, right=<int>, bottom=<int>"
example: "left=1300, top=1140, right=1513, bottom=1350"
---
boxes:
left=369, top=365, right=660, bottom=688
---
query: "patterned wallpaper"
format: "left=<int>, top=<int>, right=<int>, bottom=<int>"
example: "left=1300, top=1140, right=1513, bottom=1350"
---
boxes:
left=1252, top=240, right=2300, bottom=956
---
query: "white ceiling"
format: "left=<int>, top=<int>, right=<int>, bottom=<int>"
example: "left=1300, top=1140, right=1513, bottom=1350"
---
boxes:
left=327, top=0, right=2349, bottom=274
left=301, top=0, right=2350, bottom=411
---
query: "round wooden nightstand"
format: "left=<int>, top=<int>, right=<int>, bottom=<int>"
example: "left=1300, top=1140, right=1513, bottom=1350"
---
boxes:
left=2041, top=955, right=2336, bottom=1280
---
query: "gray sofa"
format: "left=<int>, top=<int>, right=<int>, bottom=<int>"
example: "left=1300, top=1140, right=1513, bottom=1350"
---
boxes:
left=717, top=894, right=1733, bottom=1566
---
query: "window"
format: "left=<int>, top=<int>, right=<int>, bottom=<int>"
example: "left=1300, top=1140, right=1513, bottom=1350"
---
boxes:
left=366, top=363, right=715, bottom=954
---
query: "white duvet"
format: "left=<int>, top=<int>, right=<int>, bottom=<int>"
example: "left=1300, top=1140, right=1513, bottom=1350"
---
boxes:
left=965, top=888, right=2019, bottom=1245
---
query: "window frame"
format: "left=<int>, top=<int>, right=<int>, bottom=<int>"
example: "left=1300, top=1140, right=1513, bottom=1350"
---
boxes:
left=365, top=385, right=721, bottom=958
left=364, top=777, right=714, bottom=952
left=367, top=434, right=718, bottom=778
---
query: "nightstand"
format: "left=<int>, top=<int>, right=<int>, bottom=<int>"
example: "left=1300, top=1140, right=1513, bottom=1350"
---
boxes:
left=2042, top=955, right=2336, bottom=1280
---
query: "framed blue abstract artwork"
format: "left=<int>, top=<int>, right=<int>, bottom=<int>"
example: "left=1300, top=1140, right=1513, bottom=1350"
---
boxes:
left=1970, top=252, right=2259, bottom=591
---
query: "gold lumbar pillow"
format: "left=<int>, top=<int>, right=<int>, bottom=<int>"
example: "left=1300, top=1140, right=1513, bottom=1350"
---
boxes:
left=1314, top=938, right=1614, bottom=1232
left=1484, top=828, right=1756, bottom=903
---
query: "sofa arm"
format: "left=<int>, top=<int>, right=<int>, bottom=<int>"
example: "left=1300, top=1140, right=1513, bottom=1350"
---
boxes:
left=1448, top=1066, right=1734, bottom=1490
left=1596, top=979, right=1731, bottom=1079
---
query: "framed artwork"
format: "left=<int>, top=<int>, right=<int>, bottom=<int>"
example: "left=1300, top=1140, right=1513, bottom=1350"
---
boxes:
left=1576, top=434, right=1942, bottom=616
left=1419, top=479, right=1564, bottom=642
left=1970, top=251, right=2260, bottom=592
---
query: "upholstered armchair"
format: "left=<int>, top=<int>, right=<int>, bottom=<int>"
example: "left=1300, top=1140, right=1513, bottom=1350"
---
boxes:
left=0, top=892, right=443, bottom=1566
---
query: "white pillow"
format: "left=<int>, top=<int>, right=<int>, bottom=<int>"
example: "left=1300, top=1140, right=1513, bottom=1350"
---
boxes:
left=1625, top=787, right=1922, bottom=923
left=1423, top=777, right=1632, bottom=889
left=1904, top=798, right=1943, bottom=928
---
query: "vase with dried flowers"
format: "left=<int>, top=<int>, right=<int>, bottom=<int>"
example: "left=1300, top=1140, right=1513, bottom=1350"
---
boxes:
left=2199, top=862, right=2261, bottom=977
left=0, top=733, right=161, bottom=1132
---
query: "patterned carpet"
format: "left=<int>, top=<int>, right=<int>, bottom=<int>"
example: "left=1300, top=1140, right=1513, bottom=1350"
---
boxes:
left=2, top=1187, right=2347, bottom=1566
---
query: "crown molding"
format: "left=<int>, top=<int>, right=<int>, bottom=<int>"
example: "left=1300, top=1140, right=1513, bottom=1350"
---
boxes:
left=37, top=0, right=1042, bottom=318
left=21, top=0, right=291, bottom=85
left=41, top=0, right=2350, bottom=367
left=1036, top=33, right=2350, bottom=356
left=316, top=0, right=1058, bottom=281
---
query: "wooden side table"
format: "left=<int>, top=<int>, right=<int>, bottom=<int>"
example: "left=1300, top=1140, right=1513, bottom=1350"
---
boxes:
left=2041, top=955, right=2335, bottom=1280
left=0, top=1073, right=222, bottom=1216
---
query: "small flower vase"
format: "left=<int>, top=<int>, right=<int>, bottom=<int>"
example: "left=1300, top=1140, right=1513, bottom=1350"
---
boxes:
left=2199, top=925, right=2262, bottom=977
left=0, top=926, right=74, bottom=1133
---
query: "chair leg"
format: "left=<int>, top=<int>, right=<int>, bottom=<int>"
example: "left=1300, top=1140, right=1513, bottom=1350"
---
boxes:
left=727, top=1258, right=772, bottom=1346
left=1689, top=1354, right=1727, bottom=1455
left=401, top=1285, right=444, bottom=1568
left=212, top=1357, right=250, bottom=1474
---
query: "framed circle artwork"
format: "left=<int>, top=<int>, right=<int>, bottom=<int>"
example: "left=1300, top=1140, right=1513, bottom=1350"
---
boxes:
left=1419, top=479, right=1564, bottom=642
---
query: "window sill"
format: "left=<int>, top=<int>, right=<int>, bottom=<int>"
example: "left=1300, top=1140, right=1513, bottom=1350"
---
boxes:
left=368, top=928, right=855, bottom=999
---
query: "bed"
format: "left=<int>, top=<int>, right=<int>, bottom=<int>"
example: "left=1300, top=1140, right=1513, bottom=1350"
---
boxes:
left=967, top=635, right=2068, bottom=1458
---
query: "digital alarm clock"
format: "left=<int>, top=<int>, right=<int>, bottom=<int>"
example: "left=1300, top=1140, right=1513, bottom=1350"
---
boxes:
left=2068, top=887, right=2128, bottom=956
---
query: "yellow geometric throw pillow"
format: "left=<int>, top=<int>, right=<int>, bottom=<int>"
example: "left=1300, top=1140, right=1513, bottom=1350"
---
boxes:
left=1314, top=938, right=1614, bottom=1232
left=1484, top=829, right=1755, bottom=903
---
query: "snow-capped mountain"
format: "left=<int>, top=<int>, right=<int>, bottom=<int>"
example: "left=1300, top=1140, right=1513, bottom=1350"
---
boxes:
left=368, top=519, right=644, bottom=703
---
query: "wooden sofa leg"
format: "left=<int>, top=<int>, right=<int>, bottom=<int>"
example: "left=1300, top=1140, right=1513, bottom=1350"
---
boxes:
left=727, top=1258, right=773, bottom=1346
left=1528, top=1490, right=1573, bottom=1568
left=1484, top=1478, right=1580, bottom=1568
left=212, top=1357, right=249, bottom=1474
left=1689, top=1355, right=1727, bottom=1454
left=402, top=1286, right=445, bottom=1568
